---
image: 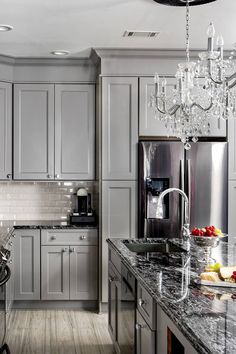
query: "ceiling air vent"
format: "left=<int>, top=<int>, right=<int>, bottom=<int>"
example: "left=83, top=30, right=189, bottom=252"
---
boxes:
left=123, top=30, right=159, bottom=38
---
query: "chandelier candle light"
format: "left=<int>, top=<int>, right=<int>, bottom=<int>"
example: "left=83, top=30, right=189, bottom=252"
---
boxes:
left=150, top=0, right=236, bottom=149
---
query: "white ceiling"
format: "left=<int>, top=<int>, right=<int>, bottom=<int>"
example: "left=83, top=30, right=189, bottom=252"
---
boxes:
left=0, top=0, right=235, bottom=58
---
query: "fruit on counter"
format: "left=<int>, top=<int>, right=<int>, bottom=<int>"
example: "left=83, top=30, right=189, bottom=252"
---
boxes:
left=200, top=272, right=221, bottom=282
left=191, top=225, right=223, bottom=237
left=205, top=262, right=222, bottom=272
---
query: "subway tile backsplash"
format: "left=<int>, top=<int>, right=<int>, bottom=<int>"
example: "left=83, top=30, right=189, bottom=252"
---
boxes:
left=0, top=181, right=98, bottom=221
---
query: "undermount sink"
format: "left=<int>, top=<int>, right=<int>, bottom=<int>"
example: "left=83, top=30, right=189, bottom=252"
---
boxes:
left=123, top=240, right=186, bottom=254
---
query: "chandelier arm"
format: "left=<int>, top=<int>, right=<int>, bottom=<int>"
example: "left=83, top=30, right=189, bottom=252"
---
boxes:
left=156, top=103, right=180, bottom=116
left=191, top=100, right=213, bottom=112
left=208, top=65, right=224, bottom=85
left=226, top=73, right=236, bottom=89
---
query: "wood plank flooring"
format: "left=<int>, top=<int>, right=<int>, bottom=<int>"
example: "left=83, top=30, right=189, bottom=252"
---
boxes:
left=5, top=310, right=115, bottom=354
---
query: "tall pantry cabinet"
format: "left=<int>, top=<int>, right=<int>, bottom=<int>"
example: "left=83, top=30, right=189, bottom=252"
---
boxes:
left=101, top=77, right=138, bottom=302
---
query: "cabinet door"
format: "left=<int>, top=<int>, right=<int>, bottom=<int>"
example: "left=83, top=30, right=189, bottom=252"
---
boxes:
left=0, top=82, right=12, bottom=180
left=102, top=77, right=138, bottom=180
left=139, top=77, right=226, bottom=138
left=157, top=305, right=198, bottom=354
left=102, top=180, right=137, bottom=302
left=41, top=246, right=69, bottom=300
left=139, top=77, right=175, bottom=137
left=14, top=84, right=54, bottom=180
left=228, top=181, right=236, bottom=236
left=55, top=84, right=95, bottom=180
left=14, top=230, right=40, bottom=300
left=69, top=245, right=97, bottom=300
left=108, top=262, right=120, bottom=350
left=136, top=311, right=156, bottom=354
left=229, top=117, right=236, bottom=179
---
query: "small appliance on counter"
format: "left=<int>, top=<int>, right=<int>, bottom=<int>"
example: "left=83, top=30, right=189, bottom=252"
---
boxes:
left=69, top=188, right=96, bottom=226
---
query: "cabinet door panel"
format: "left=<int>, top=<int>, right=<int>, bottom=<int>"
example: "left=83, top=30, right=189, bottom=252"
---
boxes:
left=139, top=77, right=226, bottom=138
left=0, top=82, right=12, bottom=180
left=14, top=84, right=54, bottom=180
left=229, top=118, right=236, bottom=179
left=102, top=180, right=137, bottom=302
left=102, top=77, right=138, bottom=180
left=41, top=246, right=69, bottom=300
left=228, top=181, right=236, bottom=236
left=139, top=77, right=174, bottom=137
left=55, top=84, right=95, bottom=180
left=14, top=230, right=40, bottom=300
left=69, top=245, right=97, bottom=300
left=136, top=311, right=155, bottom=354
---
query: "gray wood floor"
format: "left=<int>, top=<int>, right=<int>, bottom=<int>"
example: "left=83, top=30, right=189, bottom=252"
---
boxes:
left=5, top=310, right=115, bottom=354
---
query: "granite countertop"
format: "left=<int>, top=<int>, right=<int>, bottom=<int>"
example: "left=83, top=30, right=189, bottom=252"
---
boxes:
left=0, top=220, right=97, bottom=230
left=107, top=237, right=236, bottom=354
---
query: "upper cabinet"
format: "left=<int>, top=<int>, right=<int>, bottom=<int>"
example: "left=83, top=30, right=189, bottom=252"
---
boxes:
left=14, top=84, right=55, bottom=180
left=55, top=84, right=95, bottom=180
left=14, top=83, right=95, bottom=180
left=102, top=77, right=138, bottom=180
left=0, top=82, right=12, bottom=180
left=139, top=77, right=175, bottom=137
left=139, top=77, right=226, bottom=138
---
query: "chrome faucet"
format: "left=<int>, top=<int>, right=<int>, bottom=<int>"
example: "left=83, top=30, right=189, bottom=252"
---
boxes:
left=156, top=188, right=191, bottom=248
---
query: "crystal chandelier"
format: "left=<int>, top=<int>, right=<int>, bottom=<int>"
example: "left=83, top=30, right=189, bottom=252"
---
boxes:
left=150, top=0, right=236, bottom=150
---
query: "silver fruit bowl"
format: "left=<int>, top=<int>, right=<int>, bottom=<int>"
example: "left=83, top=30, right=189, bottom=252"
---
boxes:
left=191, top=234, right=227, bottom=263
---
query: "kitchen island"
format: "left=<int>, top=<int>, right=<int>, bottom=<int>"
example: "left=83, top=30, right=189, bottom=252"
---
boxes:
left=107, top=238, right=236, bottom=354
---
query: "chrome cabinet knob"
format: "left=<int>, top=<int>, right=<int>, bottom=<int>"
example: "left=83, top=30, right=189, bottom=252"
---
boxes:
left=6, top=174, right=11, bottom=179
left=47, top=174, right=52, bottom=179
left=55, top=174, right=60, bottom=179
left=70, top=247, right=75, bottom=253
left=51, top=236, right=56, bottom=241
left=8, top=260, right=13, bottom=264
left=62, top=247, right=68, bottom=252
left=138, top=298, right=145, bottom=307
left=9, top=242, right=13, bottom=246
left=80, top=235, right=87, bottom=240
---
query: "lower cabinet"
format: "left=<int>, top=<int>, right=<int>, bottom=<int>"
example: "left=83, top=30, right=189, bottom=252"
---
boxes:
left=41, top=245, right=97, bottom=300
left=136, top=310, right=156, bottom=354
left=156, top=304, right=198, bottom=354
left=14, top=229, right=41, bottom=300
left=108, top=261, right=121, bottom=352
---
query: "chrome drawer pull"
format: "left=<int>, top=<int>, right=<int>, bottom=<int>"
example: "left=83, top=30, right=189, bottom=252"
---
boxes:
left=70, top=247, right=75, bottom=253
left=80, top=235, right=87, bottom=240
left=51, top=236, right=56, bottom=240
left=62, top=248, right=68, bottom=253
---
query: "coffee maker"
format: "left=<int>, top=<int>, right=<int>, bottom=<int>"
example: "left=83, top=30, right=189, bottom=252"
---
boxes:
left=70, top=188, right=96, bottom=226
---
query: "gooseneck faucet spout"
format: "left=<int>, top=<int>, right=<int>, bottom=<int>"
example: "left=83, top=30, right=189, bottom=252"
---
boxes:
left=156, top=188, right=190, bottom=247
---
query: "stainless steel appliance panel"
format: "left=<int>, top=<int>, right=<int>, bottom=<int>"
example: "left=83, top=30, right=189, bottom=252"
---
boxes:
left=139, top=141, right=184, bottom=238
left=186, top=142, right=228, bottom=232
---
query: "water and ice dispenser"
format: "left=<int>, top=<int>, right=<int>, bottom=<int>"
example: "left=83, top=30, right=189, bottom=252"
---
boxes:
left=146, top=177, right=170, bottom=220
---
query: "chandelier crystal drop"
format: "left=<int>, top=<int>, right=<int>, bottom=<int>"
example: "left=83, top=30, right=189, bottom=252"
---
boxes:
left=150, top=0, right=236, bottom=150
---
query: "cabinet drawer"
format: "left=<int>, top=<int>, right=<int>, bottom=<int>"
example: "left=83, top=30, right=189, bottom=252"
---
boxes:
left=137, top=283, right=156, bottom=330
left=136, top=310, right=156, bottom=354
left=41, top=229, right=97, bottom=246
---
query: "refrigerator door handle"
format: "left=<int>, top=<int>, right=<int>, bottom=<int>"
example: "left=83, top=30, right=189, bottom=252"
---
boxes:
left=187, top=159, right=191, bottom=224
left=180, top=159, right=185, bottom=230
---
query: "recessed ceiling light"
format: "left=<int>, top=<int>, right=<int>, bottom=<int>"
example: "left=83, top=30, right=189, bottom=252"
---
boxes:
left=51, top=50, right=70, bottom=56
left=0, top=25, right=13, bottom=32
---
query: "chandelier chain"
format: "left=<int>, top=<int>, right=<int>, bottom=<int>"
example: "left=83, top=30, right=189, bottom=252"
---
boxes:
left=186, top=0, right=190, bottom=62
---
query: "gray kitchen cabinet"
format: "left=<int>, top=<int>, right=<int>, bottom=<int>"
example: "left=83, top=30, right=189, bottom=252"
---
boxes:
left=102, top=180, right=137, bottom=302
left=70, top=245, right=97, bottom=300
left=55, top=84, right=95, bottom=180
left=139, top=77, right=226, bottom=138
left=102, top=77, right=138, bottom=180
left=108, top=262, right=121, bottom=353
left=41, top=245, right=70, bottom=300
left=139, top=77, right=175, bottom=137
left=0, top=82, right=12, bottom=180
left=156, top=304, right=198, bottom=354
left=136, top=310, right=156, bottom=354
left=14, top=84, right=54, bottom=180
left=41, top=229, right=97, bottom=300
left=14, top=229, right=40, bottom=300
left=228, top=181, right=236, bottom=236
left=229, top=117, right=236, bottom=180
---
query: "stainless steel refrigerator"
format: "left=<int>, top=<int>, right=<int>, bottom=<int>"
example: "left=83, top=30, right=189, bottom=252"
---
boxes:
left=138, top=141, right=228, bottom=239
